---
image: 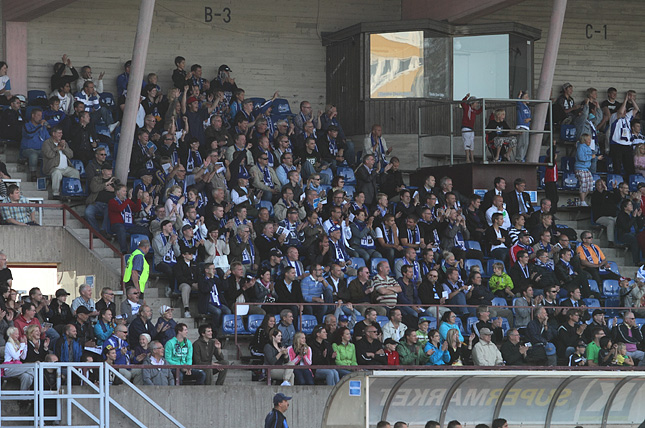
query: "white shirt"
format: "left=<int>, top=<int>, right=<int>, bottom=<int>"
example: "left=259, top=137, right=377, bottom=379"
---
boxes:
left=55, top=142, right=68, bottom=169
left=485, top=206, right=511, bottom=229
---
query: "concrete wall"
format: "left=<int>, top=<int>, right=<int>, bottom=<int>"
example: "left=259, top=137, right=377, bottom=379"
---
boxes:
left=25, top=0, right=400, bottom=112
left=71, top=384, right=333, bottom=428
left=0, top=226, right=121, bottom=301
left=473, top=0, right=645, bottom=100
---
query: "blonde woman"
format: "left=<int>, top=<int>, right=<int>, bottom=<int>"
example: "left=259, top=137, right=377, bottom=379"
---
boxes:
left=446, top=328, right=474, bottom=366
left=3, top=326, right=33, bottom=390
left=25, top=324, right=49, bottom=362
left=288, top=331, right=313, bottom=385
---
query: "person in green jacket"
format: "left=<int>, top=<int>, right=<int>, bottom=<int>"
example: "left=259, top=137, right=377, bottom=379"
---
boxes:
left=397, top=329, right=430, bottom=365
left=488, top=262, right=514, bottom=298
left=164, top=323, right=205, bottom=385
left=332, top=327, right=357, bottom=378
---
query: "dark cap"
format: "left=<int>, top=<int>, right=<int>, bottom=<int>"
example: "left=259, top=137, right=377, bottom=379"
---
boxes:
left=562, top=82, right=572, bottom=91
left=55, top=289, right=70, bottom=298
left=160, top=219, right=172, bottom=229
left=137, top=169, right=152, bottom=178
left=75, top=306, right=90, bottom=315
left=638, top=182, right=645, bottom=189
left=181, top=224, right=193, bottom=232
left=273, top=393, right=292, bottom=406
left=592, top=309, right=605, bottom=316
left=518, top=231, right=529, bottom=238
left=270, top=248, right=283, bottom=258
left=338, top=315, right=349, bottom=323
left=312, top=325, right=325, bottom=336
left=101, top=163, right=113, bottom=171
left=384, top=338, right=399, bottom=346
left=218, top=64, right=232, bottom=73
left=577, top=340, right=587, bottom=347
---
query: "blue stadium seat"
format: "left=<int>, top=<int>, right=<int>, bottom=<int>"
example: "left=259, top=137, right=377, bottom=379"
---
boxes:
left=70, top=159, right=86, bottom=178
left=351, top=257, right=366, bottom=270
left=453, top=317, right=464, bottom=334
left=604, top=261, right=620, bottom=276
left=464, top=259, right=484, bottom=274
left=629, top=175, right=645, bottom=192
left=222, top=315, right=249, bottom=335
left=344, top=185, right=355, bottom=198
left=319, top=168, right=333, bottom=183
left=583, top=298, right=601, bottom=308
left=560, top=124, right=577, bottom=143
left=319, top=184, right=332, bottom=194
left=561, top=173, right=579, bottom=191
left=337, top=166, right=356, bottom=184
left=492, top=297, right=507, bottom=307
left=602, top=279, right=620, bottom=297
left=370, top=257, right=388, bottom=274
left=100, top=91, right=117, bottom=117
left=465, top=316, right=478, bottom=335
left=247, top=314, right=265, bottom=334
left=465, top=241, right=482, bottom=252
left=588, top=279, right=600, bottom=294
left=273, top=314, right=280, bottom=324
left=606, top=174, right=623, bottom=191
left=496, top=317, right=510, bottom=335
left=130, top=234, right=149, bottom=252
left=60, top=177, right=86, bottom=197
left=300, top=315, right=318, bottom=334
left=355, top=316, right=365, bottom=323
left=27, top=90, right=47, bottom=106
left=636, top=318, right=645, bottom=327
left=376, top=316, right=389, bottom=328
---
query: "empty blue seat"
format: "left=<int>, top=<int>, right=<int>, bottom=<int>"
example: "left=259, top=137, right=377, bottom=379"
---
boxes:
left=222, top=315, right=249, bottom=335
left=604, top=261, right=620, bottom=276
left=583, top=298, right=600, bottom=308
left=27, top=90, right=47, bottom=105
left=370, top=257, right=389, bottom=274
left=607, top=317, right=623, bottom=329
left=464, top=259, right=484, bottom=274
left=496, top=317, right=510, bottom=335
left=70, top=159, right=86, bottom=178
left=561, top=173, right=579, bottom=191
left=465, top=316, right=478, bottom=335
left=337, top=166, right=356, bottom=184
left=344, top=185, right=355, bottom=198
left=300, top=315, right=318, bottom=335
left=272, top=98, right=293, bottom=117
left=629, top=175, right=645, bottom=192
left=560, top=156, right=575, bottom=172
left=453, top=317, right=464, bottom=334
left=465, top=240, right=482, bottom=252
left=60, top=177, right=86, bottom=197
left=560, top=125, right=577, bottom=143
left=588, top=279, right=600, bottom=294
left=351, top=257, right=366, bottom=269
left=492, top=297, right=507, bottom=307
left=247, top=314, right=265, bottom=334
left=603, top=279, right=620, bottom=297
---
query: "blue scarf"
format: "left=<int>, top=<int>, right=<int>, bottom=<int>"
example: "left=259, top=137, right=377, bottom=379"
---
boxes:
left=186, top=150, right=203, bottom=173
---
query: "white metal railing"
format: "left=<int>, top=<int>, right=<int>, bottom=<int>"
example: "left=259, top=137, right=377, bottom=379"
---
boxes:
left=0, top=362, right=185, bottom=428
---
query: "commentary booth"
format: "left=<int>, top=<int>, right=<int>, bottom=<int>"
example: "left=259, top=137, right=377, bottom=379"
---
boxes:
left=322, top=371, right=645, bottom=428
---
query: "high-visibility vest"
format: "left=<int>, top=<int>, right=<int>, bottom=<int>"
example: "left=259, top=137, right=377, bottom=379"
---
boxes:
left=123, top=249, right=149, bottom=293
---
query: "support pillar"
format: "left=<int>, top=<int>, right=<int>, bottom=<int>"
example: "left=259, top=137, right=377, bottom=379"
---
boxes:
left=527, top=0, right=567, bottom=163
left=3, top=21, right=28, bottom=96
left=115, top=0, right=155, bottom=184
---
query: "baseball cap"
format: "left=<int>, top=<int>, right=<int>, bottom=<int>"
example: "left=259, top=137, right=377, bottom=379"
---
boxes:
left=418, top=317, right=430, bottom=325
left=273, top=393, right=291, bottom=406
left=338, top=315, right=349, bottom=323
left=159, top=305, right=173, bottom=315
left=186, top=96, right=198, bottom=105
left=562, top=82, right=572, bottom=91
left=328, top=225, right=341, bottom=234
left=238, top=171, right=250, bottom=180
left=76, top=306, right=90, bottom=315
left=592, top=309, right=605, bottom=316
left=384, top=338, right=399, bottom=346
left=576, top=340, right=587, bottom=347
left=270, top=248, right=283, bottom=258
left=480, top=327, right=493, bottom=336
left=55, top=289, right=70, bottom=298
left=181, top=224, right=193, bottom=232
left=218, top=64, right=232, bottom=73
left=518, top=231, right=529, bottom=238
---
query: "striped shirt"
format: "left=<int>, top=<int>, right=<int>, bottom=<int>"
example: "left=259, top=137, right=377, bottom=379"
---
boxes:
left=372, top=274, right=399, bottom=307
left=74, top=91, right=101, bottom=112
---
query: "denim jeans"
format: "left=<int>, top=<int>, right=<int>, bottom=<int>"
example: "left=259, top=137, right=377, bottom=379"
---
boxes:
left=22, top=148, right=42, bottom=172
left=111, top=223, right=151, bottom=253
left=314, top=368, right=340, bottom=386
left=85, top=201, right=109, bottom=233
left=206, top=304, right=232, bottom=330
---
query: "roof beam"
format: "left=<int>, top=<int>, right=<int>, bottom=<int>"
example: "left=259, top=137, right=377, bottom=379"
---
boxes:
left=402, top=0, right=527, bottom=24
left=3, top=0, right=77, bottom=22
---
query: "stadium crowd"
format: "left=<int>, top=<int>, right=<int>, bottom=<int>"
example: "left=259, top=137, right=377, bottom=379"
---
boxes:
left=1, top=55, right=645, bottom=400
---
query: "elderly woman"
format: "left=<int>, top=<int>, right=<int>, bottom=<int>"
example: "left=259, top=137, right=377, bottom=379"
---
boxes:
left=132, top=333, right=152, bottom=364
left=3, top=326, right=33, bottom=390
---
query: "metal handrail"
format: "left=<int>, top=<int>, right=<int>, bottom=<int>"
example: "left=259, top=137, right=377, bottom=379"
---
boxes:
left=0, top=202, right=125, bottom=287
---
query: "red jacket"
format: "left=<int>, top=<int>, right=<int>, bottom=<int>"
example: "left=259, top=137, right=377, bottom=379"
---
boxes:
left=13, top=314, right=44, bottom=340
left=545, top=163, right=558, bottom=183
left=509, top=243, right=534, bottom=267
left=385, top=349, right=400, bottom=365
left=108, top=197, right=141, bottom=226
left=461, top=96, right=482, bottom=129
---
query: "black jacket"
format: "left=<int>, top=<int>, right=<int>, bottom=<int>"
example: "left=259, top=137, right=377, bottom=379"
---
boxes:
left=504, top=190, right=534, bottom=217
left=355, top=164, right=381, bottom=206
left=590, top=190, right=620, bottom=221
left=224, top=275, right=261, bottom=305
left=128, top=316, right=160, bottom=346
left=355, top=337, right=387, bottom=365
left=274, top=279, right=304, bottom=304
left=484, top=226, right=510, bottom=252
left=198, top=274, right=227, bottom=313
left=174, top=259, right=199, bottom=286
